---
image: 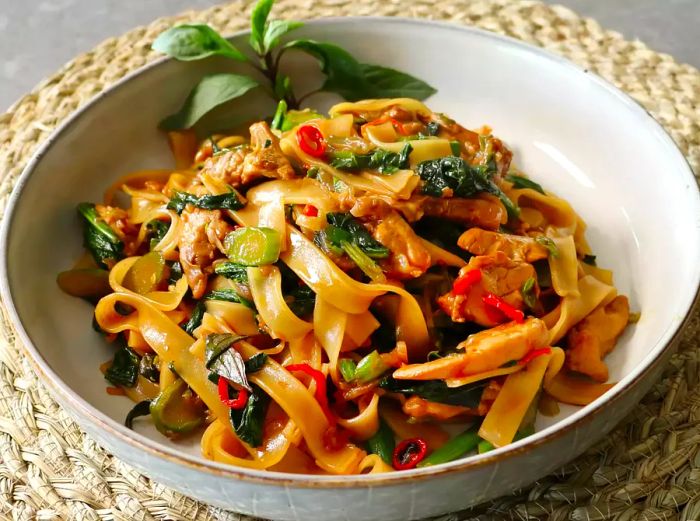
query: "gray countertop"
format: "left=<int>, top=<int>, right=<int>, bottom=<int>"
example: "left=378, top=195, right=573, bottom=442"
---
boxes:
left=1, top=0, right=698, bottom=111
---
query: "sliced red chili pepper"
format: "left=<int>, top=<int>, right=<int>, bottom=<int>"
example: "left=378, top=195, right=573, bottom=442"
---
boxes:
left=217, top=376, right=249, bottom=409
left=364, top=116, right=409, bottom=136
left=296, top=125, right=327, bottom=158
left=393, top=437, right=428, bottom=470
left=302, top=204, right=319, bottom=217
left=519, top=347, right=552, bottom=365
left=452, top=269, right=482, bottom=295
left=482, top=292, right=525, bottom=323
left=286, top=363, right=334, bottom=423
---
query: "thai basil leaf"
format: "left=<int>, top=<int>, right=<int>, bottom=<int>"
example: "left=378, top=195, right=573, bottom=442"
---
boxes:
left=330, top=143, right=412, bottom=174
left=205, top=288, right=254, bottom=308
left=146, top=219, right=170, bottom=250
left=245, top=353, right=268, bottom=373
left=124, top=400, right=152, bottom=429
left=77, top=203, right=124, bottom=268
left=230, top=384, right=269, bottom=447
left=359, top=63, right=436, bottom=100
left=286, top=285, right=316, bottom=318
left=182, top=301, right=205, bottom=335
left=505, top=173, right=545, bottom=195
left=263, top=20, right=304, bottom=54
left=105, top=346, right=140, bottom=387
left=167, top=190, right=245, bottom=214
left=325, top=212, right=389, bottom=258
left=205, top=333, right=252, bottom=391
left=152, top=24, right=247, bottom=62
left=416, top=156, right=519, bottom=219
left=167, top=260, right=183, bottom=284
left=159, top=73, right=259, bottom=130
left=214, top=262, right=249, bottom=283
left=249, top=0, right=274, bottom=54
left=379, top=375, right=484, bottom=408
left=138, top=353, right=160, bottom=383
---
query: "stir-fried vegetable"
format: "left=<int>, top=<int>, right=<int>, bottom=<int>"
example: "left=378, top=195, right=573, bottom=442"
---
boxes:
left=205, top=333, right=252, bottom=390
left=379, top=377, right=484, bottom=408
left=417, top=428, right=479, bottom=467
left=340, top=241, right=386, bottom=282
left=105, top=346, right=140, bottom=387
left=214, top=261, right=249, bottom=282
left=146, top=219, right=170, bottom=250
left=296, top=125, right=327, bottom=157
left=393, top=437, right=427, bottom=470
left=167, top=190, right=245, bottom=214
left=338, top=358, right=357, bottom=382
left=205, top=289, right=254, bottom=308
left=56, top=268, right=111, bottom=300
left=182, top=301, right=205, bottom=335
left=535, top=236, right=559, bottom=258
left=150, top=379, right=205, bottom=436
left=123, top=251, right=168, bottom=294
left=367, top=419, right=395, bottom=465
left=229, top=384, right=270, bottom=447
left=330, top=142, right=412, bottom=174
left=285, top=284, right=316, bottom=317
left=225, top=227, right=281, bottom=266
left=521, top=277, right=537, bottom=310
left=325, top=213, right=389, bottom=258
left=354, top=351, right=389, bottom=383
left=77, top=203, right=124, bottom=268
left=505, top=173, right=545, bottom=195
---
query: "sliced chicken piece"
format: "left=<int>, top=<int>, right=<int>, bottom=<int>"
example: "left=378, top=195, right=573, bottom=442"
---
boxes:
left=95, top=204, right=139, bottom=255
left=437, top=253, right=535, bottom=326
left=198, top=146, right=250, bottom=187
left=458, top=228, right=549, bottom=263
left=566, top=296, right=630, bottom=382
left=178, top=208, right=233, bottom=299
left=370, top=211, right=431, bottom=279
left=242, top=121, right=296, bottom=181
left=421, top=195, right=507, bottom=230
left=392, top=317, right=549, bottom=380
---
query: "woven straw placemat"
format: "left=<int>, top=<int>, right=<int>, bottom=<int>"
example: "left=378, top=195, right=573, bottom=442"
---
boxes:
left=1, top=1, right=699, bottom=520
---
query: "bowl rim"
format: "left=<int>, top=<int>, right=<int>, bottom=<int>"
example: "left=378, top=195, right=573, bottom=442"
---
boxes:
left=1, top=15, right=699, bottom=488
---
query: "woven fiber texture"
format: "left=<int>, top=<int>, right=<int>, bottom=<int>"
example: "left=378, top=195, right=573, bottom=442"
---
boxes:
left=1, top=1, right=699, bottom=520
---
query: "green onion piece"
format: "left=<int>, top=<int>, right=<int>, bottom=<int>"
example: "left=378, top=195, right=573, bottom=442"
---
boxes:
left=150, top=379, right=204, bottom=436
left=225, top=227, right=281, bottom=266
left=535, top=236, right=559, bottom=258
left=505, top=173, right=545, bottom=195
left=478, top=439, right=494, bottom=454
left=417, top=429, right=480, bottom=467
left=271, top=99, right=287, bottom=131
left=367, top=419, right=395, bottom=465
left=338, top=359, right=357, bottom=382
left=354, top=351, right=389, bottom=383
left=521, top=276, right=537, bottom=310
left=449, top=140, right=461, bottom=156
left=341, top=241, right=385, bottom=282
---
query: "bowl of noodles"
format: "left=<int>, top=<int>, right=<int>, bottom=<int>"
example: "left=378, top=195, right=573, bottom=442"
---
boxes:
left=1, top=10, right=699, bottom=521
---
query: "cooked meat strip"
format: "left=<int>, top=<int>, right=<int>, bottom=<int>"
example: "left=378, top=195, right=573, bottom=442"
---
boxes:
left=458, top=228, right=549, bottom=262
left=566, top=296, right=630, bottom=382
left=178, top=208, right=232, bottom=299
left=369, top=211, right=431, bottom=279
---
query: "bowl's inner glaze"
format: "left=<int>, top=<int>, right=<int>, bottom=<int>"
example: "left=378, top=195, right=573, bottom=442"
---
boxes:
left=4, top=20, right=699, bottom=463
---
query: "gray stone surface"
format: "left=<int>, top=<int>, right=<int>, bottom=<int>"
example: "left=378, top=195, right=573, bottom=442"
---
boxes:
left=0, top=0, right=698, bottom=111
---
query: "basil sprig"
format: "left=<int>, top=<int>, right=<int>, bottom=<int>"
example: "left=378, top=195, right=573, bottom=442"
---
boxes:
left=152, top=0, right=436, bottom=130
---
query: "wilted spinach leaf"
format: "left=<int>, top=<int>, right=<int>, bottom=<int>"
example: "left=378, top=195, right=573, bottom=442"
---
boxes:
left=379, top=375, right=484, bottom=408
left=230, top=384, right=269, bottom=447
left=77, top=203, right=124, bottom=268
left=167, top=190, right=245, bottom=214
left=325, top=212, right=389, bottom=258
left=105, top=346, right=140, bottom=387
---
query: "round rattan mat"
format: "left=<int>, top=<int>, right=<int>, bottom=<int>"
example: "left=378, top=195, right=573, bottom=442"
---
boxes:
left=1, top=1, right=699, bottom=520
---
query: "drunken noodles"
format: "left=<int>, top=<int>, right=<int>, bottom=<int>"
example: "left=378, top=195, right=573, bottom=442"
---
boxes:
left=58, top=98, right=633, bottom=474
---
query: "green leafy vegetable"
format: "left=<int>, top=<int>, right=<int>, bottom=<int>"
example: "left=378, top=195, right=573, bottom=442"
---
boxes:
left=505, top=173, right=545, bottom=195
left=159, top=73, right=259, bottom=130
left=417, top=428, right=480, bottom=467
left=139, top=353, right=160, bottom=383
left=245, top=353, right=268, bottom=373
left=416, top=156, right=519, bottom=219
left=325, top=213, right=389, bottom=258
left=214, top=261, right=249, bottom=282
left=425, top=121, right=440, bottom=136
left=124, top=400, right=152, bottom=429
left=167, top=260, right=183, bottom=284
left=339, top=358, right=357, bottom=382
left=286, top=285, right=316, bottom=318
left=77, top=203, right=124, bottom=268
left=270, top=99, right=287, bottom=130
left=534, top=260, right=552, bottom=289
left=249, top=0, right=274, bottom=54
left=205, top=333, right=252, bottom=391
left=367, top=419, right=395, bottom=465
left=359, top=63, right=437, bottom=100
left=146, top=219, right=170, bottom=250
left=449, top=140, right=461, bottom=156
left=230, top=384, right=269, bottom=447
left=105, top=346, right=140, bottom=387
left=205, top=289, right=254, bottom=308
left=182, top=301, right=205, bottom=335
left=535, top=236, right=559, bottom=258
left=379, top=376, right=484, bottom=408
left=225, top=226, right=281, bottom=266
left=413, top=217, right=471, bottom=261
left=330, top=143, right=412, bottom=174
left=167, top=189, right=245, bottom=214
left=340, top=241, right=385, bottom=281
left=521, top=277, right=537, bottom=310
left=152, top=24, right=247, bottom=61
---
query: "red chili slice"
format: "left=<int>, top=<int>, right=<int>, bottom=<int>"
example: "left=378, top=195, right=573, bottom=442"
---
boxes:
left=482, top=292, right=525, bottom=323
left=452, top=269, right=482, bottom=295
left=217, top=376, right=249, bottom=409
left=519, top=347, right=552, bottom=365
left=302, top=204, right=319, bottom=217
left=286, top=363, right=334, bottom=423
left=393, top=437, right=428, bottom=470
left=296, top=125, right=327, bottom=158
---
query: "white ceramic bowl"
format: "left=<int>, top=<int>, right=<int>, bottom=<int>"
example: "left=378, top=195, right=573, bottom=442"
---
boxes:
left=1, top=17, right=699, bottom=521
